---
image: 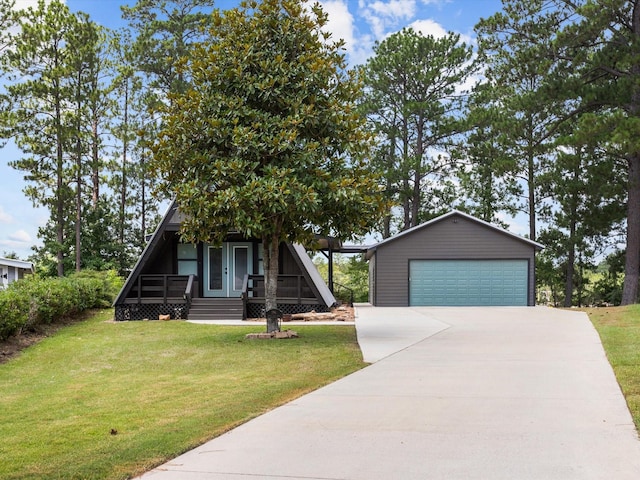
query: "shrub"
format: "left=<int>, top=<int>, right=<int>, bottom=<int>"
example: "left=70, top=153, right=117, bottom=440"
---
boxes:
left=0, top=270, right=123, bottom=341
left=70, top=269, right=123, bottom=307
left=0, top=289, right=29, bottom=341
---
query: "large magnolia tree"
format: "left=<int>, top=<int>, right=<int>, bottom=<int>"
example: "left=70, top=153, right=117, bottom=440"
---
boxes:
left=152, top=0, right=385, bottom=332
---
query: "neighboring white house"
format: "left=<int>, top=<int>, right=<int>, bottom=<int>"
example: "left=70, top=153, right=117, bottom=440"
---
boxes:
left=0, top=257, right=34, bottom=289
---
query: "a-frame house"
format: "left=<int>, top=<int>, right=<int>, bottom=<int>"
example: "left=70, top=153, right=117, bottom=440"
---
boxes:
left=113, top=202, right=336, bottom=321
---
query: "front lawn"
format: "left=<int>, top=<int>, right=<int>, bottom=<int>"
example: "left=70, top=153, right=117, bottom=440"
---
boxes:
left=0, top=310, right=365, bottom=480
left=585, top=305, right=640, bottom=430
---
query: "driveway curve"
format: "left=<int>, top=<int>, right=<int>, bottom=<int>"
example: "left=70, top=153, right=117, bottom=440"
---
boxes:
left=138, top=305, right=640, bottom=479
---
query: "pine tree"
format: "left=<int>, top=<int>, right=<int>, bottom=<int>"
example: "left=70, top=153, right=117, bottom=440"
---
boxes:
left=362, top=28, right=475, bottom=233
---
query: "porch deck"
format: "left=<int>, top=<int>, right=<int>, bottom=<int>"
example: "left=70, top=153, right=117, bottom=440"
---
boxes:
left=115, top=273, right=327, bottom=321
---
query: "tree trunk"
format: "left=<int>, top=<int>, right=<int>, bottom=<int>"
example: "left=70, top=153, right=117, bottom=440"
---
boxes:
left=622, top=30, right=640, bottom=304
left=382, top=214, right=391, bottom=239
left=120, top=81, right=129, bottom=247
left=564, top=241, right=575, bottom=308
left=481, top=166, right=493, bottom=222
left=527, top=149, right=536, bottom=242
left=564, top=173, right=578, bottom=307
left=75, top=73, right=83, bottom=273
left=402, top=177, right=411, bottom=230
left=411, top=120, right=424, bottom=228
left=141, top=147, right=146, bottom=245
left=576, top=256, right=583, bottom=308
left=75, top=136, right=82, bottom=272
left=621, top=152, right=640, bottom=304
left=55, top=85, right=64, bottom=277
left=383, top=162, right=392, bottom=239
left=56, top=147, right=65, bottom=277
left=91, top=116, right=99, bottom=208
left=401, top=117, right=411, bottom=230
left=263, top=231, right=281, bottom=333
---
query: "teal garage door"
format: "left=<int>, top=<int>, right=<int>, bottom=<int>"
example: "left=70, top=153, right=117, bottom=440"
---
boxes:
left=409, top=259, right=528, bottom=306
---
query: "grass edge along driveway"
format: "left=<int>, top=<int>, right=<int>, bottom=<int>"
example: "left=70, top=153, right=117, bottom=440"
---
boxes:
left=0, top=309, right=366, bottom=480
left=584, top=305, right=640, bottom=431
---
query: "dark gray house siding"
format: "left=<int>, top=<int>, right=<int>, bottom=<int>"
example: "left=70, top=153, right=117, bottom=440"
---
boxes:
left=367, top=211, right=543, bottom=307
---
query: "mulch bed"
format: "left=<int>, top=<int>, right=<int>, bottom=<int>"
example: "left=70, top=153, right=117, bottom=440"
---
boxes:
left=247, top=305, right=355, bottom=323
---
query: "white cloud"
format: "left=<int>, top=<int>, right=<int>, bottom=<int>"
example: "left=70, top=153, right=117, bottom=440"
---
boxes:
left=408, top=18, right=473, bottom=45
left=408, top=18, right=447, bottom=38
left=0, top=206, right=13, bottom=223
left=360, top=0, right=417, bottom=39
left=320, top=1, right=356, bottom=50
left=13, top=0, right=38, bottom=9
left=418, top=0, right=452, bottom=8
left=13, top=0, right=63, bottom=10
left=8, top=229, right=31, bottom=242
left=369, top=0, right=416, bottom=19
left=0, top=229, right=34, bottom=258
left=320, top=0, right=375, bottom=65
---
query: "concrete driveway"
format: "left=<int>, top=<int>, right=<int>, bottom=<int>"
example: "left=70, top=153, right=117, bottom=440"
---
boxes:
left=137, top=305, right=640, bottom=479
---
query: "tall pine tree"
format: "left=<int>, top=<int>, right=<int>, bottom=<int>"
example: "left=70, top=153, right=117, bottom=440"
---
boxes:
left=362, top=28, right=475, bottom=234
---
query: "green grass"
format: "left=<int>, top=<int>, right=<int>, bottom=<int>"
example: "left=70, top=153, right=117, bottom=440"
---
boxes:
left=0, top=310, right=366, bottom=480
left=585, top=305, right=640, bottom=431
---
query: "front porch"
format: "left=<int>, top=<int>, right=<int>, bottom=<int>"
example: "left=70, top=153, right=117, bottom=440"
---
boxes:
left=114, top=273, right=329, bottom=321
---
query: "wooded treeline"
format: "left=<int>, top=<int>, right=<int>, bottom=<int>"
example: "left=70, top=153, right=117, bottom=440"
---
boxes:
left=0, top=0, right=637, bottom=306
left=0, top=0, right=215, bottom=275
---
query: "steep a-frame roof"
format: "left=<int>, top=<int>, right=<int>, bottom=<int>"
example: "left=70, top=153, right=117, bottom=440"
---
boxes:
left=113, top=201, right=180, bottom=305
left=289, top=243, right=336, bottom=308
left=365, top=210, right=544, bottom=259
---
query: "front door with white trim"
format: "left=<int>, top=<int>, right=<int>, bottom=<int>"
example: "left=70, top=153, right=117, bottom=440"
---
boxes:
left=203, top=243, right=252, bottom=297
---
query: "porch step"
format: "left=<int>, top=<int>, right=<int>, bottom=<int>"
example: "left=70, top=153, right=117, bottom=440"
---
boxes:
left=188, top=298, right=244, bottom=321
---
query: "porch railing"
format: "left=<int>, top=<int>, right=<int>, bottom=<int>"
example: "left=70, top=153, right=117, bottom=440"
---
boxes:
left=241, top=274, right=314, bottom=305
left=129, top=274, right=195, bottom=305
left=184, top=274, right=195, bottom=310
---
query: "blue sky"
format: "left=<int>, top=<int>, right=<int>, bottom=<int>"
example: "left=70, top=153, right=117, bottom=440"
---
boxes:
left=0, top=0, right=505, bottom=260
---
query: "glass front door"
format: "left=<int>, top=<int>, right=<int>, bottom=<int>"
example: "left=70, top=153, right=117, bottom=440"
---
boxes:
left=231, top=245, right=249, bottom=294
left=203, top=243, right=252, bottom=297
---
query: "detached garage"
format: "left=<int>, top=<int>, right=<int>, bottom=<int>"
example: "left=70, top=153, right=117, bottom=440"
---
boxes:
left=366, top=211, right=543, bottom=307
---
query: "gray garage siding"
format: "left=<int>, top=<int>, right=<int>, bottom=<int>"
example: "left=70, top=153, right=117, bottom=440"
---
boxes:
left=368, top=253, right=376, bottom=305
left=371, top=213, right=537, bottom=306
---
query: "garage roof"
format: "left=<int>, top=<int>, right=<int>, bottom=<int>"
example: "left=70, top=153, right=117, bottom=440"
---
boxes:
left=365, top=210, right=544, bottom=260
